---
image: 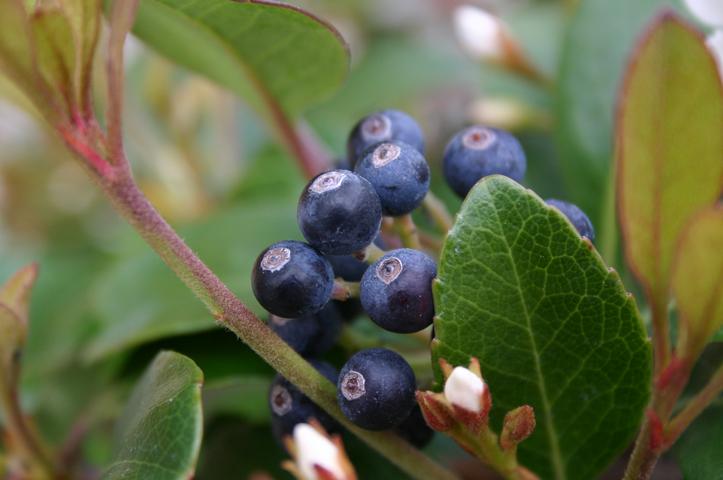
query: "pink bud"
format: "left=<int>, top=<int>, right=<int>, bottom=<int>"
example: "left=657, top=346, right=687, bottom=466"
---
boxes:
left=500, top=405, right=536, bottom=450
left=416, top=391, right=455, bottom=432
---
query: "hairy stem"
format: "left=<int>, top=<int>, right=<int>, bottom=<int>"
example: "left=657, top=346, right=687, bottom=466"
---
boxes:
left=63, top=133, right=457, bottom=480
left=623, top=417, right=658, bottom=480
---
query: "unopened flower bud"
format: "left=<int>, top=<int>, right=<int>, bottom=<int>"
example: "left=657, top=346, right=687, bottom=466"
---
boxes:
left=707, top=31, right=723, bottom=76
left=500, top=405, right=536, bottom=450
left=416, top=391, right=455, bottom=432
left=684, top=0, right=723, bottom=27
left=444, top=366, right=487, bottom=413
left=453, top=5, right=506, bottom=63
left=283, top=421, right=356, bottom=480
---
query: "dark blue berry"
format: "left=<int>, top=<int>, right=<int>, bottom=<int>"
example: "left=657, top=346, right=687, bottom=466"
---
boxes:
left=347, top=109, right=425, bottom=168
left=355, top=141, right=430, bottom=216
left=443, top=126, right=526, bottom=198
left=546, top=199, right=595, bottom=241
left=270, top=361, right=340, bottom=446
left=252, top=240, right=334, bottom=318
left=395, top=404, right=434, bottom=449
left=360, top=249, right=437, bottom=333
left=268, top=303, right=342, bottom=357
left=337, top=348, right=416, bottom=430
left=298, top=170, right=382, bottom=255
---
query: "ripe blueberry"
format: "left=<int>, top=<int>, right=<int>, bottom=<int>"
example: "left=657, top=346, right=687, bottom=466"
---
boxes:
left=347, top=109, right=425, bottom=167
left=545, top=199, right=595, bottom=241
left=337, top=348, right=416, bottom=430
left=355, top=141, right=430, bottom=216
left=442, top=125, right=526, bottom=198
left=252, top=240, right=334, bottom=318
left=360, top=248, right=437, bottom=333
left=268, top=303, right=342, bottom=357
left=298, top=170, right=382, bottom=255
left=395, top=404, right=435, bottom=449
left=270, top=361, right=340, bottom=446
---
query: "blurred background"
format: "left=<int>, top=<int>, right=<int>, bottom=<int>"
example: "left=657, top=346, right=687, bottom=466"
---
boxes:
left=0, top=0, right=710, bottom=478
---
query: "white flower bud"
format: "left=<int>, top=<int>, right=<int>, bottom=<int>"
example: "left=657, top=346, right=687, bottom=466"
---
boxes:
left=453, top=5, right=505, bottom=62
left=684, top=0, right=723, bottom=27
left=293, top=423, right=345, bottom=480
left=444, top=366, right=487, bottom=412
left=707, top=30, right=723, bottom=76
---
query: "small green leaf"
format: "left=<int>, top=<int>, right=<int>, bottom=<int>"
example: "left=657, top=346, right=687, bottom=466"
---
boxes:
left=556, top=0, right=674, bottom=220
left=102, top=351, right=204, bottom=480
left=616, top=13, right=723, bottom=308
left=131, top=0, right=348, bottom=120
left=674, top=404, right=723, bottom=480
left=672, top=206, right=723, bottom=357
left=0, top=263, right=39, bottom=372
left=0, top=263, right=38, bottom=325
left=432, top=176, right=651, bottom=480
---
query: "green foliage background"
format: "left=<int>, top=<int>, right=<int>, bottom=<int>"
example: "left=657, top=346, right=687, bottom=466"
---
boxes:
left=0, top=0, right=719, bottom=478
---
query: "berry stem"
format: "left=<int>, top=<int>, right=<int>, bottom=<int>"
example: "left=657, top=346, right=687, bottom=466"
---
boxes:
left=355, top=243, right=386, bottom=263
left=58, top=129, right=459, bottom=480
left=422, top=192, right=454, bottom=233
left=394, top=214, right=423, bottom=250
left=331, top=279, right=360, bottom=301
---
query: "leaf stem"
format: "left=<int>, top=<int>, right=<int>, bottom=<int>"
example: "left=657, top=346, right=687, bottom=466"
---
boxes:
left=106, top=0, right=139, bottom=162
left=422, top=192, right=454, bottom=233
left=0, top=371, right=57, bottom=478
left=664, top=363, right=723, bottom=448
left=651, top=297, right=670, bottom=378
left=623, top=348, right=720, bottom=479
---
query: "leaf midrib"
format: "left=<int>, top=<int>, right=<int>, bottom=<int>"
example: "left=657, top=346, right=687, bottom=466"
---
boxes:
left=489, top=184, right=566, bottom=480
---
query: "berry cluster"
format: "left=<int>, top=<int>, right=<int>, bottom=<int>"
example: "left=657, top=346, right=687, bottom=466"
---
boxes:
left=253, top=109, right=594, bottom=447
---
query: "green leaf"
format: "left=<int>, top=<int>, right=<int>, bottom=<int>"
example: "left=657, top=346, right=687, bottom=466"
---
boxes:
left=672, top=206, right=723, bottom=357
left=131, top=0, right=348, bottom=120
left=616, top=13, right=723, bottom=308
left=84, top=197, right=299, bottom=362
left=0, top=264, right=38, bottom=369
left=432, top=176, right=651, bottom=480
left=556, top=0, right=674, bottom=221
left=674, top=404, right=723, bottom=480
left=0, top=263, right=38, bottom=325
left=102, top=351, right=204, bottom=480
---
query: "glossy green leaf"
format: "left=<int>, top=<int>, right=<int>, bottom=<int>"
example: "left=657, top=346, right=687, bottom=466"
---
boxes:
left=616, top=13, right=723, bottom=307
left=672, top=206, right=723, bottom=357
left=674, top=404, right=723, bottom=480
left=556, top=0, right=673, bottom=221
left=102, top=351, right=204, bottom=480
left=84, top=197, right=299, bottom=362
left=432, top=176, right=651, bottom=480
left=131, top=0, right=348, bottom=120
